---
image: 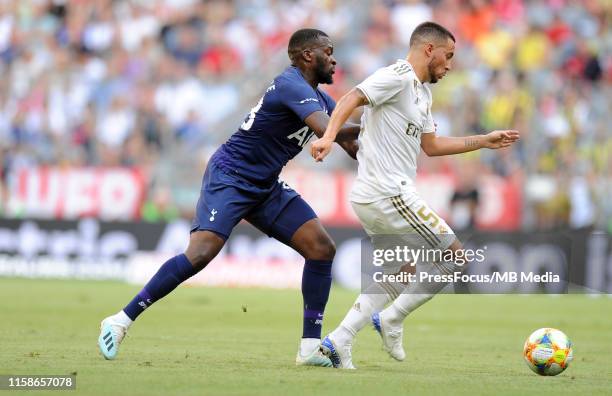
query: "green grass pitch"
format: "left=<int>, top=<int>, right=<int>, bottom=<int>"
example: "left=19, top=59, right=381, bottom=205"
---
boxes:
left=1, top=278, right=611, bottom=395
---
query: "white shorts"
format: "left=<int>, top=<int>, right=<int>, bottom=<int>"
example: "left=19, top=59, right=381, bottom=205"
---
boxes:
left=352, top=193, right=456, bottom=272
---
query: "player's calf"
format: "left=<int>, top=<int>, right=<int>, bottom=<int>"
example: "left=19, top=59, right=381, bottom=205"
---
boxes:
left=97, top=231, right=226, bottom=360
left=290, top=218, right=336, bottom=362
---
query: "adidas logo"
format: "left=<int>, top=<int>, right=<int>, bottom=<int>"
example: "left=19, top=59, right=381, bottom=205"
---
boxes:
left=102, top=331, right=114, bottom=352
left=353, top=302, right=361, bottom=312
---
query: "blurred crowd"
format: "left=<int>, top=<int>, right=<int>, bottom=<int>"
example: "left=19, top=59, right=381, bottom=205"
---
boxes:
left=0, top=0, right=610, bottom=231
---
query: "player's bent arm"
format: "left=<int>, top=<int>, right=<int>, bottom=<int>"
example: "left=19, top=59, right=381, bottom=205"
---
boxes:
left=310, top=88, right=368, bottom=161
left=318, top=88, right=368, bottom=143
left=303, top=111, right=360, bottom=160
left=337, top=140, right=359, bottom=159
left=420, top=130, right=520, bottom=157
left=304, top=111, right=360, bottom=142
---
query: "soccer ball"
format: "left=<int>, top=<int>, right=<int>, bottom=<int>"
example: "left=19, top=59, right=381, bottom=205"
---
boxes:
left=523, top=328, right=573, bottom=376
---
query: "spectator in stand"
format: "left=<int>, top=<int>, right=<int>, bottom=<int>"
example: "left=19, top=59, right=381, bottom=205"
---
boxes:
left=458, top=0, right=495, bottom=44
left=0, top=0, right=608, bottom=232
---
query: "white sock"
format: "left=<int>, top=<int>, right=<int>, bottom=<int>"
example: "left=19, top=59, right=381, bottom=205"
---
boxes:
left=330, top=281, right=402, bottom=345
left=384, top=294, right=435, bottom=325
left=383, top=261, right=457, bottom=325
left=300, top=338, right=321, bottom=355
left=112, top=310, right=133, bottom=328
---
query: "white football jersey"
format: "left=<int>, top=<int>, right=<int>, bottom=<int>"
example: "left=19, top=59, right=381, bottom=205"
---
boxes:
left=350, top=59, right=435, bottom=204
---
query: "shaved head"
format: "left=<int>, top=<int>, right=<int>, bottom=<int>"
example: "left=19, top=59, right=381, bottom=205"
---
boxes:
left=288, top=28, right=329, bottom=63
left=409, top=22, right=456, bottom=48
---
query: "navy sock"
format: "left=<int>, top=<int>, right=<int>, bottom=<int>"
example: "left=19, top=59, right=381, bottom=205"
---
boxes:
left=123, top=254, right=196, bottom=321
left=301, top=259, right=333, bottom=339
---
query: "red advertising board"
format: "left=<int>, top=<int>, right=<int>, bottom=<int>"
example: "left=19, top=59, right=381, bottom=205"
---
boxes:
left=7, top=167, right=145, bottom=220
left=4, top=167, right=521, bottom=229
left=282, top=170, right=521, bottom=230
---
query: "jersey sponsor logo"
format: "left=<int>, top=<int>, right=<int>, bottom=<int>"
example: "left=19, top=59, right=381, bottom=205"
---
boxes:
left=299, top=97, right=319, bottom=104
left=287, top=126, right=315, bottom=147
left=405, top=122, right=422, bottom=138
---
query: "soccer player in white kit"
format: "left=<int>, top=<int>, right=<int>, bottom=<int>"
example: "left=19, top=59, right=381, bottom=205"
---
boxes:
left=310, top=22, right=520, bottom=369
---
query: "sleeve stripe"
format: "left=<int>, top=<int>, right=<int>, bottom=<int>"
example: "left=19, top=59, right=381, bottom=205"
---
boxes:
left=393, top=63, right=411, bottom=75
left=356, top=85, right=375, bottom=106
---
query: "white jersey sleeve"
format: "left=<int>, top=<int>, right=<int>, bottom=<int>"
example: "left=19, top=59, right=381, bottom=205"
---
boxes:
left=356, top=65, right=408, bottom=107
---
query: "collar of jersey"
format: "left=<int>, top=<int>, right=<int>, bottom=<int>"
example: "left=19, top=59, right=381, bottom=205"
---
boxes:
left=289, top=65, right=319, bottom=92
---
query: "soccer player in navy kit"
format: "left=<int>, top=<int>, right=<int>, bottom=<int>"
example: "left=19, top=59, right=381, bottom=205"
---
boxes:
left=98, top=29, right=359, bottom=366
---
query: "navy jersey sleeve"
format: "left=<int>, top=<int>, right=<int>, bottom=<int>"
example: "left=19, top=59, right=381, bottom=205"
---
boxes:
left=319, top=89, right=337, bottom=115
left=278, top=80, right=325, bottom=121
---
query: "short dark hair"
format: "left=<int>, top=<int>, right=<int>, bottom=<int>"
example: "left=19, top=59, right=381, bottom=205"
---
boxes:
left=409, top=22, right=455, bottom=47
left=288, top=28, right=329, bottom=62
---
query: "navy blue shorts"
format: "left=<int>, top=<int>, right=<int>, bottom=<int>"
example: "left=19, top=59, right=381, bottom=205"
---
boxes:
left=191, top=161, right=317, bottom=244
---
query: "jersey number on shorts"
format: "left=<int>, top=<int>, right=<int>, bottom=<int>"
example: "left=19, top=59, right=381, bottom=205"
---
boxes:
left=416, top=205, right=440, bottom=228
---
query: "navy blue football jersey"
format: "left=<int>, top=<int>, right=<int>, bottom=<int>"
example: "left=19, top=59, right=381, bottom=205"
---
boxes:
left=211, top=66, right=336, bottom=186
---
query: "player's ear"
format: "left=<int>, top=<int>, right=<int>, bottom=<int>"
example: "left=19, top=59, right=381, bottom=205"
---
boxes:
left=424, top=43, right=434, bottom=57
left=301, top=48, right=313, bottom=63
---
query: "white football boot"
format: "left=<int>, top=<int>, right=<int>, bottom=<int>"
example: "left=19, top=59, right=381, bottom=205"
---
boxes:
left=98, top=316, right=128, bottom=360
left=295, top=339, right=333, bottom=367
left=372, top=311, right=406, bottom=361
left=320, top=335, right=356, bottom=369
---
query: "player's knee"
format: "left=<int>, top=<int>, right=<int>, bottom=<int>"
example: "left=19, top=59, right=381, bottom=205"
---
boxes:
left=309, top=237, right=336, bottom=261
left=446, top=238, right=468, bottom=271
left=185, top=231, right=225, bottom=271
left=449, top=239, right=463, bottom=251
left=322, top=239, right=337, bottom=260
left=186, top=250, right=216, bottom=271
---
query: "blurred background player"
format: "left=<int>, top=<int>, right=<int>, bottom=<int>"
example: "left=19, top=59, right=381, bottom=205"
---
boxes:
left=310, top=22, right=520, bottom=369
left=97, top=28, right=360, bottom=365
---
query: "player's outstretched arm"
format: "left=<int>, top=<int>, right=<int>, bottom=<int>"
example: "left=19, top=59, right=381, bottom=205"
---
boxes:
left=420, top=130, right=520, bottom=157
left=304, top=109, right=361, bottom=160
left=304, top=111, right=361, bottom=142
left=310, top=88, right=368, bottom=162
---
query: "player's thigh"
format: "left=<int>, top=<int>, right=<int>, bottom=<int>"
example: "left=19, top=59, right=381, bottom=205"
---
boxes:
left=353, top=199, right=416, bottom=274
left=289, top=216, right=336, bottom=260
left=385, top=194, right=457, bottom=251
left=351, top=200, right=387, bottom=235
left=246, top=189, right=334, bottom=260
left=185, top=230, right=226, bottom=271
left=189, top=163, right=259, bottom=268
